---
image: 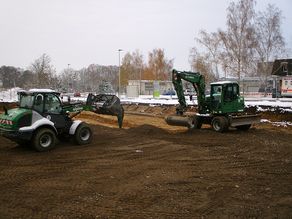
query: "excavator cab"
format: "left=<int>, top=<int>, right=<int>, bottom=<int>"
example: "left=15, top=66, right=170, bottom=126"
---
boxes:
left=210, top=81, right=245, bottom=114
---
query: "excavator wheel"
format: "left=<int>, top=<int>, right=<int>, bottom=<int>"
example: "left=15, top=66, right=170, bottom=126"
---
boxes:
left=190, top=116, right=202, bottom=129
left=211, top=116, right=229, bottom=132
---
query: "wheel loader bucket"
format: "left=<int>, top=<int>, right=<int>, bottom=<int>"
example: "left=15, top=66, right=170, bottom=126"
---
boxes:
left=86, top=93, right=124, bottom=128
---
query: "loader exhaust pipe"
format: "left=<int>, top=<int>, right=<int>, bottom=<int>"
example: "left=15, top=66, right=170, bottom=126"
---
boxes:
left=165, top=115, right=194, bottom=128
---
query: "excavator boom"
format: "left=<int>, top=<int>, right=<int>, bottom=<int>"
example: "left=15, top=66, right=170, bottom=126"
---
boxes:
left=172, top=69, right=207, bottom=114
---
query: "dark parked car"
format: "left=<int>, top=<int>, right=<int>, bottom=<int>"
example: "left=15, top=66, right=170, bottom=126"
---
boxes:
left=163, top=90, right=176, bottom=95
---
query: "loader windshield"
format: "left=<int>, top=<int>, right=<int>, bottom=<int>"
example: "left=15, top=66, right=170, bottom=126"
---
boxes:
left=19, top=93, right=34, bottom=109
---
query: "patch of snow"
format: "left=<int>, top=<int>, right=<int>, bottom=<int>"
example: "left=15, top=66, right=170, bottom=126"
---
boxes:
left=0, top=87, right=22, bottom=102
left=29, top=88, right=57, bottom=93
left=260, top=119, right=292, bottom=127
left=0, top=88, right=291, bottom=112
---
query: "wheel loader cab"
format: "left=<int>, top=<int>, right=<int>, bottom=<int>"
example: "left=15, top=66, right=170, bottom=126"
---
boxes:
left=28, top=93, right=62, bottom=115
left=19, top=90, right=68, bottom=130
left=44, top=93, right=62, bottom=114
left=41, top=93, right=69, bottom=130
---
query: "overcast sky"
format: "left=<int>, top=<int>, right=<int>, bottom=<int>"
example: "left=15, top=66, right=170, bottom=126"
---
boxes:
left=0, top=0, right=291, bottom=73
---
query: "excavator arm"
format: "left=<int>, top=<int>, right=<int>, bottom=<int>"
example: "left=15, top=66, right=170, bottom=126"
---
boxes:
left=172, top=69, right=207, bottom=114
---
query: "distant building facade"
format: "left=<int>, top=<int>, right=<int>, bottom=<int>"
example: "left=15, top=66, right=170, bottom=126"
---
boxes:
left=127, top=80, right=174, bottom=97
left=271, top=59, right=292, bottom=97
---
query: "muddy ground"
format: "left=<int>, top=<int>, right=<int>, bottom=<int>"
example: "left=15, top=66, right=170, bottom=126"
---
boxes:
left=0, top=104, right=292, bottom=218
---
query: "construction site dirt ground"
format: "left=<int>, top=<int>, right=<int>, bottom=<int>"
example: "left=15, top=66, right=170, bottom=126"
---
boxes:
left=0, top=104, right=292, bottom=218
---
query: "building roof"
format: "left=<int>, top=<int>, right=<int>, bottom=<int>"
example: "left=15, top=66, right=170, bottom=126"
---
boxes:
left=272, top=59, right=292, bottom=76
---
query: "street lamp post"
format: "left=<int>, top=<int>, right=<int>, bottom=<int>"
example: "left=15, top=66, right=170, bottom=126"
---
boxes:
left=118, top=49, right=123, bottom=97
left=67, top=64, right=70, bottom=92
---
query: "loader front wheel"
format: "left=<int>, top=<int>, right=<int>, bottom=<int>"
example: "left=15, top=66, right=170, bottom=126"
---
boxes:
left=212, top=116, right=228, bottom=132
left=33, top=128, right=56, bottom=152
left=74, top=123, right=92, bottom=145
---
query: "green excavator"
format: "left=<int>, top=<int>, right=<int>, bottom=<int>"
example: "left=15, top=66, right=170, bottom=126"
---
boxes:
left=0, top=89, right=124, bottom=151
left=166, top=69, right=260, bottom=132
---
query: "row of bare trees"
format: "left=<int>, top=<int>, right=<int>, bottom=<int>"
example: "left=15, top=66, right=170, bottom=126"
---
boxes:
left=0, top=54, right=59, bottom=90
left=190, top=0, right=287, bottom=86
left=0, top=48, right=172, bottom=93
left=57, top=48, right=173, bottom=93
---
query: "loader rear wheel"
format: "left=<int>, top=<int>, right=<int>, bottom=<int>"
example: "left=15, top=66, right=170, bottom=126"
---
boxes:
left=33, top=128, right=56, bottom=152
left=212, top=116, right=228, bottom=132
left=74, top=123, right=92, bottom=145
left=236, top=124, right=251, bottom=131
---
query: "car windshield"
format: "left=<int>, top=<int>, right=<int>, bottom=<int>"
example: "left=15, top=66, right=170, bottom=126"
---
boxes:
left=19, top=94, right=34, bottom=109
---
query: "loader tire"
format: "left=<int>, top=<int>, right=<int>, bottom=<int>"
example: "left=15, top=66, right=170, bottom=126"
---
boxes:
left=33, top=128, right=56, bottom=152
left=212, top=116, right=228, bottom=133
left=74, top=123, right=92, bottom=145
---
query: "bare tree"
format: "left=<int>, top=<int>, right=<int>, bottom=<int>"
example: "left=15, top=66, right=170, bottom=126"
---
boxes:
left=146, top=48, right=173, bottom=81
left=194, top=30, right=222, bottom=79
left=255, top=4, right=286, bottom=92
left=120, top=50, right=144, bottom=91
left=0, top=66, right=20, bottom=88
left=189, top=48, right=216, bottom=84
left=30, top=54, right=56, bottom=88
left=218, top=0, right=257, bottom=80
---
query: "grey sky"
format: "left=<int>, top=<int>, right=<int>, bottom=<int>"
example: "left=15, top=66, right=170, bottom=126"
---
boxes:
left=0, top=0, right=291, bottom=73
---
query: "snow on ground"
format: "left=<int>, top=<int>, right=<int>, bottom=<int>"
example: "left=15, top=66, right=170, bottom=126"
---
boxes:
left=121, top=95, right=292, bottom=110
left=0, top=88, right=22, bottom=102
left=261, top=119, right=292, bottom=127
left=1, top=89, right=292, bottom=109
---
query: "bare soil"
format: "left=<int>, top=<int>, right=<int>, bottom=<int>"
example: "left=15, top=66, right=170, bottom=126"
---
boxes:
left=0, top=104, right=292, bottom=218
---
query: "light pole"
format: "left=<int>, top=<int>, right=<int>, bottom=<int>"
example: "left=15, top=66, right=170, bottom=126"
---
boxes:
left=67, top=64, right=70, bottom=92
left=118, top=49, right=123, bottom=97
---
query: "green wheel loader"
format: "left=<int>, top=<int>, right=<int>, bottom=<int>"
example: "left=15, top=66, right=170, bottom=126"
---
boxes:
left=0, top=89, right=124, bottom=151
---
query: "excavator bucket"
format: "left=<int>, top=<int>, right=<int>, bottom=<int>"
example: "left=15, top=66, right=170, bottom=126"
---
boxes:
left=86, top=93, right=124, bottom=128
